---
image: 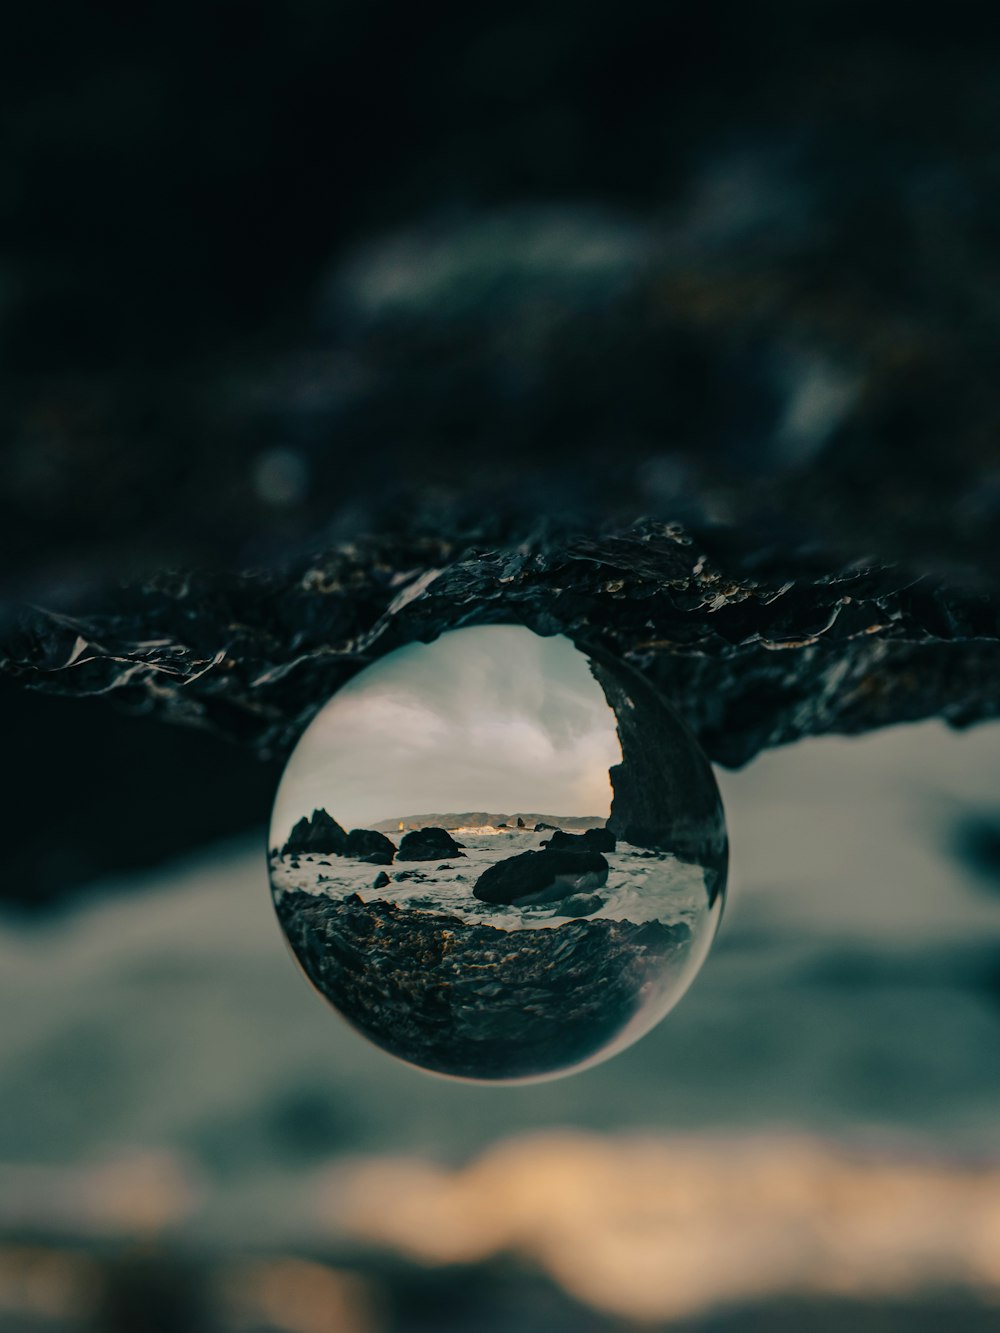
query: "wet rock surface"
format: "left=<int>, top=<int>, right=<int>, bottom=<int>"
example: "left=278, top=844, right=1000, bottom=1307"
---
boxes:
left=473, top=848, right=611, bottom=905
left=275, top=888, right=689, bottom=1080
left=5, top=524, right=998, bottom=779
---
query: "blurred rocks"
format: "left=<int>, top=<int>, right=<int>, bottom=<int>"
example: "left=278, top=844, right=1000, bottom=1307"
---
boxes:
left=2, top=4, right=1000, bottom=910
left=953, top=813, right=1000, bottom=895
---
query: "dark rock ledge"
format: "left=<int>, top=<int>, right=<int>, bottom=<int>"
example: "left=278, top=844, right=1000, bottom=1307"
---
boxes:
left=2, top=522, right=998, bottom=770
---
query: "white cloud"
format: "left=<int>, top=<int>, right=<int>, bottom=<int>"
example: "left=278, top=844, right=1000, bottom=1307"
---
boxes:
left=271, top=627, right=620, bottom=840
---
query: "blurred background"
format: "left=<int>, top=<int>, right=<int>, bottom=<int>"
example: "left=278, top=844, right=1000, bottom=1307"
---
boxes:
left=1, top=718, right=999, bottom=1331
left=2, top=2, right=1000, bottom=1329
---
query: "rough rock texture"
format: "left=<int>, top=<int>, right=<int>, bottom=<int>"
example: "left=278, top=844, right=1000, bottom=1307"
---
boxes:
left=4, top=527, right=998, bottom=775
left=276, top=888, right=689, bottom=1080
left=2, top=5, right=1000, bottom=914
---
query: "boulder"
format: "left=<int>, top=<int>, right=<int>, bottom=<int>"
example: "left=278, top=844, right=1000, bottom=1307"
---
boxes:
left=473, top=848, right=609, bottom=905
left=397, top=827, right=465, bottom=861
left=543, top=827, right=617, bottom=853
left=559, top=893, right=605, bottom=917
left=346, top=828, right=396, bottom=865
left=282, top=809, right=348, bottom=856
left=534, top=822, right=559, bottom=832
left=372, top=871, right=391, bottom=889
left=516, top=817, right=525, bottom=828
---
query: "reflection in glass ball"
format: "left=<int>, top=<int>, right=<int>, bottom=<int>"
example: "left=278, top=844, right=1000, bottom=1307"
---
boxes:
left=268, top=626, right=728, bottom=1082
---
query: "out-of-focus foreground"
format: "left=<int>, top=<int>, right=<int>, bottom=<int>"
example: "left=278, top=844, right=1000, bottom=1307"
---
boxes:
left=2, top=720, right=998, bottom=1331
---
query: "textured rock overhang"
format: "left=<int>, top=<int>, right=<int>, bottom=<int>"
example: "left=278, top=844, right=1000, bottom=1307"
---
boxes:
left=3, top=519, right=999, bottom=770
left=2, top=7, right=999, bottom=771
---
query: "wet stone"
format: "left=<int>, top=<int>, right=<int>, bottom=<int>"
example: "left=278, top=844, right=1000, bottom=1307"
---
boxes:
left=396, top=827, right=465, bottom=861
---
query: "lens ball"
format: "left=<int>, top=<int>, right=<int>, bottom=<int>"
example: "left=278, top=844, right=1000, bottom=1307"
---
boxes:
left=269, top=625, right=727, bottom=1082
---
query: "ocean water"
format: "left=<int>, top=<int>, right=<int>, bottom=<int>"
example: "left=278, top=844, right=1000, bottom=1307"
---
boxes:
left=269, top=829, right=710, bottom=932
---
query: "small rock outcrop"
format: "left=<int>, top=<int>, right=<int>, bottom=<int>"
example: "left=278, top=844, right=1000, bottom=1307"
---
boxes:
left=346, top=828, right=397, bottom=865
left=396, top=827, right=465, bottom=861
left=534, top=822, right=559, bottom=832
left=516, top=816, right=525, bottom=828
left=560, top=893, right=605, bottom=917
left=542, top=827, right=617, bottom=853
left=372, top=871, right=391, bottom=889
left=282, top=809, right=348, bottom=856
left=473, top=848, right=609, bottom=905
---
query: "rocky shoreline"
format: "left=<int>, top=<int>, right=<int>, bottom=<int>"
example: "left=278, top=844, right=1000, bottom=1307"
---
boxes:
left=275, top=887, right=691, bottom=1080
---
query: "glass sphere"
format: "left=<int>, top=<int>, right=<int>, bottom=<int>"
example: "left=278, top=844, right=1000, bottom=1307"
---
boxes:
left=269, top=625, right=727, bottom=1082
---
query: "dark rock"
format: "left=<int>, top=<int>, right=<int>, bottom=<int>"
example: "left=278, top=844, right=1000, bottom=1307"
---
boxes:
left=345, top=828, right=396, bottom=865
left=282, top=809, right=348, bottom=857
left=473, top=848, right=609, bottom=905
left=953, top=814, right=1000, bottom=894
left=497, top=823, right=508, bottom=829
left=275, top=886, right=691, bottom=1080
left=397, top=827, right=465, bottom=861
left=535, top=823, right=560, bottom=833
left=559, top=894, right=605, bottom=918
left=591, top=651, right=728, bottom=907
left=393, top=870, right=427, bottom=882
left=543, top=828, right=617, bottom=853
left=372, top=871, right=391, bottom=889
left=7, top=24, right=1000, bottom=918
left=516, top=817, right=525, bottom=828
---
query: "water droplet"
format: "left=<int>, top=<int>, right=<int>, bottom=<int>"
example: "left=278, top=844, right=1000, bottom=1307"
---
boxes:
left=269, top=625, right=727, bottom=1083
